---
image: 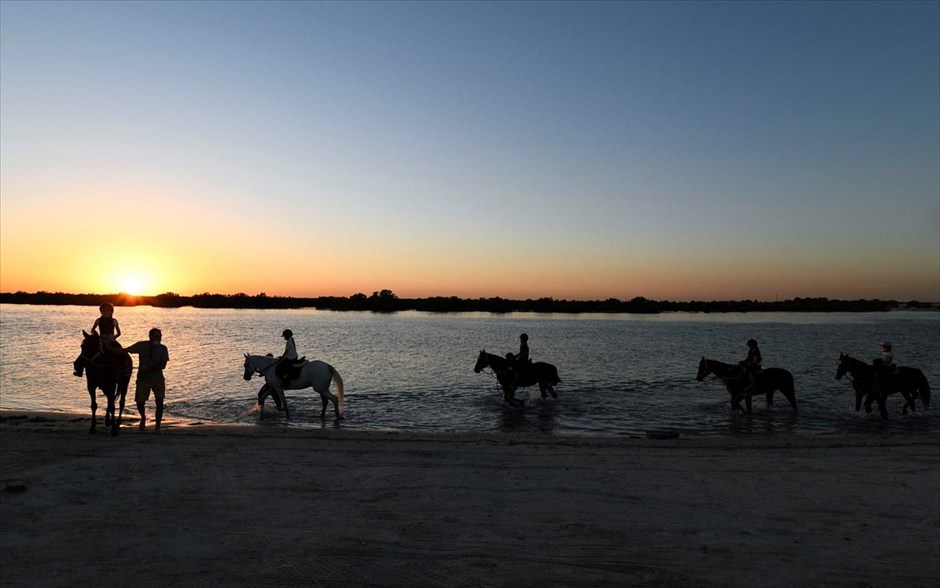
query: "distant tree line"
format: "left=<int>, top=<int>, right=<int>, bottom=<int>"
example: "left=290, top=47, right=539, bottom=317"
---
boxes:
left=1, top=290, right=933, bottom=313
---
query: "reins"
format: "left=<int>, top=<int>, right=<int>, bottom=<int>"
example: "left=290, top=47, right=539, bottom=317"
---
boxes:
left=839, top=357, right=870, bottom=386
left=80, top=338, right=125, bottom=367
left=478, top=355, right=509, bottom=394
left=248, top=356, right=279, bottom=377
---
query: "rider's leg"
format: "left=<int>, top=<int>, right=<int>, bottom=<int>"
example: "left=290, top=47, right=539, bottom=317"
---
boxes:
left=136, top=381, right=149, bottom=431
left=154, top=381, right=165, bottom=433
left=741, top=371, right=755, bottom=394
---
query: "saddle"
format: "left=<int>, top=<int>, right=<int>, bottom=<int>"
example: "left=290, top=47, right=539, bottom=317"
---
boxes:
left=508, top=358, right=532, bottom=377
left=277, top=357, right=307, bottom=381
left=735, top=362, right=762, bottom=378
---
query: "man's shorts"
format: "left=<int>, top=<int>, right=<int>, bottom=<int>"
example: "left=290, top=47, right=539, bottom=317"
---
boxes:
left=135, top=377, right=166, bottom=403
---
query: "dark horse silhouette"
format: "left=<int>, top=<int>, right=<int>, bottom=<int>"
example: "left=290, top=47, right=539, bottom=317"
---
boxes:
left=474, top=350, right=560, bottom=407
left=835, top=353, right=930, bottom=420
left=696, top=357, right=797, bottom=413
left=78, top=331, right=132, bottom=435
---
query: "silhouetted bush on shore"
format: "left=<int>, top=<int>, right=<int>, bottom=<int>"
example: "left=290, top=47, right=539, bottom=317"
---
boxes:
left=1, top=290, right=928, bottom=313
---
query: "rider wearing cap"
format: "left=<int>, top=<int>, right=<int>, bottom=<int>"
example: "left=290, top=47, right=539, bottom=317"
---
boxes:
left=879, top=341, right=893, bottom=368
left=873, top=341, right=895, bottom=396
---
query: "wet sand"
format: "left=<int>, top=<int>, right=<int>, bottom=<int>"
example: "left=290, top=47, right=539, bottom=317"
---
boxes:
left=1, top=410, right=938, bottom=587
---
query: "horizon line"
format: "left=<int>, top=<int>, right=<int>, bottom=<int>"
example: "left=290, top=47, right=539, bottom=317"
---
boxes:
left=2, top=290, right=937, bottom=305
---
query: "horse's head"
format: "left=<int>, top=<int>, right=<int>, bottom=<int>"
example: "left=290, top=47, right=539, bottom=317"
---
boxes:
left=80, top=330, right=102, bottom=361
left=474, top=350, right=487, bottom=373
left=243, top=354, right=256, bottom=381
left=835, top=352, right=850, bottom=380
left=696, top=357, right=709, bottom=381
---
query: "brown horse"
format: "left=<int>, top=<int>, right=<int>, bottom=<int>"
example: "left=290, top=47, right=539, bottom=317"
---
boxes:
left=696, top=357, right=797, bottom=414
left=77, top=331, right=132, bottom=435
left=835, top=353, right=930, bottom=420
left=474, top=350, right=560, bottom=407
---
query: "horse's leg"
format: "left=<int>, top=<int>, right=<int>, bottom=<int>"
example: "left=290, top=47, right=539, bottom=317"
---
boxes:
left=507, top=386, right=522, bottom=407
left=324, top=390, right=343, bottom=420
left=117, top=389, right=126, bottom=426
left=104, top=389, right=112, bottom=428
left=729, top=383, right=746, bottom=412
left=319, top=395, right=328, bottom=419
left=877, top=392, right=888, bottom=421
left=539, top=382, right=547, bottom=399
left=744, top=391, right=753, bottom=414
left=784, top=384, right=798, bottom=412
left=107, top=387, right=119, bottom=437
left=274, top=385, right=290, bottom=418
left=899, top=388, right=914, bottom=415
left=117, top=374, right=129, bottom=426
left=88, top=391, right=98, bottom=434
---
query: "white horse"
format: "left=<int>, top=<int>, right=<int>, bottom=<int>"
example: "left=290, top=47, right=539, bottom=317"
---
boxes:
left=243, top=354, right=345, bottom=420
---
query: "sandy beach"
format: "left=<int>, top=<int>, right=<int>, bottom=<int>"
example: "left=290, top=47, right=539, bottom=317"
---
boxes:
left=1, top=411, right=938, bottom=587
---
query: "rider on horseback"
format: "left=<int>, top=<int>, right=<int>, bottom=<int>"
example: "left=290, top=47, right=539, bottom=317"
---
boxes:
left=873, top=341, right=896, bottom=397
left=506, top=333, right=531, bottom=389
left=74, top=302, right=122, bottom=377
left=739, top=338, right=762, bottom=396
left=275, top=329, right=304, bottom=389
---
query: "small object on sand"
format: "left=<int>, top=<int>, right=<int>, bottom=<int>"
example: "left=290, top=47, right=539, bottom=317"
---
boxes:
left=646, top=430, right=680, bottom=440
left=4, top=480, right=27, bottom=493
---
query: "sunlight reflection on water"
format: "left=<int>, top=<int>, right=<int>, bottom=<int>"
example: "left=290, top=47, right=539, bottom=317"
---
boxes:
left=1, top=305, right=938, bottom=437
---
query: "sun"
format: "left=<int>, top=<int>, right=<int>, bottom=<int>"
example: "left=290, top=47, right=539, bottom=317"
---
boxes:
left=116, top=272, right=151, bottom=296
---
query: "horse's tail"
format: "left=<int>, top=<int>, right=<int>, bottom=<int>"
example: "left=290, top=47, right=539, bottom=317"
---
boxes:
left=550, top=365, right=561, bottom=385
left=330, top=365, right=345, bottom=410
left=918, top=371, right=930, bottom=411
left=776, top=369, right=797, bottom=412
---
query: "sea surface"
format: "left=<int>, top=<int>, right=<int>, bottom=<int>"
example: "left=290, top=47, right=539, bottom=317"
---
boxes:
left=1, top=304, right=938, bottom=437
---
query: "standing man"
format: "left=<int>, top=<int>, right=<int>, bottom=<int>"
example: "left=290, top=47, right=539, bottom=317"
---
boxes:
left=125, top=328, right=169, bottom=433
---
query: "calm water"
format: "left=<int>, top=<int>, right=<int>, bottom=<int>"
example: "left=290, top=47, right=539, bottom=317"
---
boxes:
left=1, top=304, right=938, bottom=437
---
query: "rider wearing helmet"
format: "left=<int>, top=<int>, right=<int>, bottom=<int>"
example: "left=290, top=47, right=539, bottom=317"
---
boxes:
left=281, top=329, right=298, bottom=361
left=508, top=333, right=531, bottom=389
left=276, top=329, right=299, bottom=388
left=515, top=333, right=530, bottom=364
left=740, top=338, right=762, bottom=395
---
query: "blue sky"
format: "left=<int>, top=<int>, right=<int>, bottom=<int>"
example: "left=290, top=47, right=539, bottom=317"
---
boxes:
left=1, top=1, right=938, bottom=301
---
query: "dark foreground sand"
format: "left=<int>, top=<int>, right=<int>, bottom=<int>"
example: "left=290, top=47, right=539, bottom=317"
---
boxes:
left=1, top=411, right=938, bottom=587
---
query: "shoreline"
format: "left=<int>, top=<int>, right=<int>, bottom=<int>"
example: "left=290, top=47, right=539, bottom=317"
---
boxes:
left=4, top=408, right=939, bottom=448
left=2, top=409, right=939, bottom=586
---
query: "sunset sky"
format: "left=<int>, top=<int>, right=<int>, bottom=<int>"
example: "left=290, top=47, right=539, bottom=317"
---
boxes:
left=1, top=1, right=938, bottom=301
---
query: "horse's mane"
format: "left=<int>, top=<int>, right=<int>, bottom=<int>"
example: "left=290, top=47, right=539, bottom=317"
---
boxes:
left=840, top=353, right=869, bottom=366
left=704, top=357, right=735, bottom=368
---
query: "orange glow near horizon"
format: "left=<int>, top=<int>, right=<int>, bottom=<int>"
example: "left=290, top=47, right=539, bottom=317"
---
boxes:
left=2, top=242, right=939, bottom=302
left=1, top=180, right=937, bottom=302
